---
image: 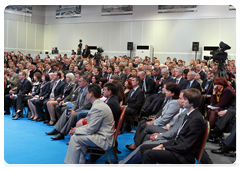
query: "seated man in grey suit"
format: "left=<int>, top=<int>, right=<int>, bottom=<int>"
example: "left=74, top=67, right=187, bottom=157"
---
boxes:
left=45, top=75, right=92, bottom=140
left=126, top=82, right=180, bottom=150
left=64, top=84, right=115, bottom=164
left=119, top=90, right=188, bottom=164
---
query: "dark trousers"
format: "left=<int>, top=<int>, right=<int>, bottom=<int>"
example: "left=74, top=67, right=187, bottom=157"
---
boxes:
left=215, top=109, right=236, bottom=133
left=15, top=94, right=33, bottom=111
left=140, top=144, right=181, bottom=164
left=55, top=105, right=68, bottom=120
left=142, top=93, right=165, bottom=114
left=223, top=122, right=236, bottom=151
left=135, top=123, right=167, bottom=147
left=4, top=94, right=17, bottom=113
left=32, top=98, right=49, bottom=119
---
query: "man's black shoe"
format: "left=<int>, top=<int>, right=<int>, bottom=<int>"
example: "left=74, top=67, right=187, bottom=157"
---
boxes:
left=211, top=147, right=226, bottom=154
left=45, top=129, right=59, bottom=135
left=51, top=133, right=64, bottom=140
left=105, top=161, right=118, bottom=167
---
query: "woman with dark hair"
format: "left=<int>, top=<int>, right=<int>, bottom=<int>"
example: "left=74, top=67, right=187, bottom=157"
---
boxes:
left=13, top=72, right=42, bottom=120
left=27, top=73, right=51, bottom=120
left=207, top=77, right=236, bottom=128
left=124, top=79, right=133, bottom=98
left=99, top=77, right=107, bottom=88
left=112, top=80, right=126, bottom=104
left=91, top=75, right=100, bottom=84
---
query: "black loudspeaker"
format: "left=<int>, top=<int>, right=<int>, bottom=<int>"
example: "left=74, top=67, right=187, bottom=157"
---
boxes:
left=192, top=42, right=199, bottom=51
left=127, top=42, right=133, bottom=50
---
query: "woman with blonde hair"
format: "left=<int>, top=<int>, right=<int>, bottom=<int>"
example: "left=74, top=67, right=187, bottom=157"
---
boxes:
left=46, top=73, right=75, bottom=126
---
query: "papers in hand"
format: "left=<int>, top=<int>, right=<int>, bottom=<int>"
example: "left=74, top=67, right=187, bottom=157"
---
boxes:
left=66, top=102, right=73, bottom=108
left=207, top=105, right=220, bottom=110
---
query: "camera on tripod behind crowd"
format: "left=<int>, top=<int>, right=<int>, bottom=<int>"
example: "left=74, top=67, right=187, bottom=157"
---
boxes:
left=94, top=47, right=104, bottom=60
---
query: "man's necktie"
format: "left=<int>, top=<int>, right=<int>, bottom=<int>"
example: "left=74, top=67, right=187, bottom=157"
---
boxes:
left=176, top=79, right=179, bottom=85
left=186, top=82, right=191, bottom=89
left=130, top=89, right=135, bottom=98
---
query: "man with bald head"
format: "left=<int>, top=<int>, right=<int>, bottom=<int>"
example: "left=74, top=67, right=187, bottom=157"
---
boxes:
left=138, top=71, right=155, bottom=97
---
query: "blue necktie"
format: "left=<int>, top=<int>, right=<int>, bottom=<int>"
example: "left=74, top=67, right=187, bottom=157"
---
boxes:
left=186, top=82, right=191, bottom=89
left=130, top=89, right=135, bottom=97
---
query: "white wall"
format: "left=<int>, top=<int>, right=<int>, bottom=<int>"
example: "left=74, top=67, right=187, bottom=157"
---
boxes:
left=4, top=5, right=236, bottom=64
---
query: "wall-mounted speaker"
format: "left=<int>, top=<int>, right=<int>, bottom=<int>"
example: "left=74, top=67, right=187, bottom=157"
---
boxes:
left=127, top=42, right=133, bottom=50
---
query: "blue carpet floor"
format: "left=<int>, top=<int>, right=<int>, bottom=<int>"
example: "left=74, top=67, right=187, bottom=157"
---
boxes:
left=4, top=112, right=135, bottom=164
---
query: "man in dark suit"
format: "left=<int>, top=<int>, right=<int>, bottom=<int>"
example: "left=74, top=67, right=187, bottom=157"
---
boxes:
left=43, top=63, right=54, bottom=73
left=185, top=71, right=201, bottom=91
left=115, top=66, right=127, bottom=86
left=140, top=88, right=206, bottom=164
left=82, top=45, right=90, bottom=58
left=196, top=64, right=207, bottom=81
left=151, top=68, right=161, bottom=82
left=138, top=71, right=155, bottom=97
left=93, top=66, right=102, bottom=79
left=5, top=71, right=32, bottom=117
left=102, top=66, right=108, bottom=78
left=170, top=67, right=188, bottom=92
left=123, top=76, right=145, bottom=132
left=29, top=62, right=42, bottom=81
left=62, top=59, right=70, bottom=71
left=124, top=67, right=132, bottom=79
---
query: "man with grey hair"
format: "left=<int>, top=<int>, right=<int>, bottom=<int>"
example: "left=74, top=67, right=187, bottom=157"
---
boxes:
left=196, top=64, right=207, bottom=81
left=170, top=67, right=188, bottom=92
left=186, top=71, right=201, bottom=91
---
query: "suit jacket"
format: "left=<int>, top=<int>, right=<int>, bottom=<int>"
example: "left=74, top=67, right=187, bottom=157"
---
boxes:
left=126, top=73, right=132, bottom=79
left=199, top=70, right=207, bottom=81
left=29, top=69, right=42, bottom=81
left=62, top=64, right=70, bottom=71
left=162, top=109, right=206, bottom=163
left=153, top=99, right=179, bottom=126
left=82, top=48, right=90, bottom=58
left=140, top=75, right=156, bottom=97
left=75, top=99, right=115, bottom=150
left=156, top=108, right=188, bottom=140
left=119, top=72, right=127, bottom=86
left=170, top=77, right=188, bottom=92
left=39, top=81, right=51, bottom=98
left=106, top=96, right=122, bottom=126
left=187, top=79, right=201, bottom=91
left=155, top=75, right=172, bottom=92
left=43, top=68, right=54, bottom=73
left=124, top=86, right=145, bottom=112
left=72, top=85, right=92, bottom=113
left=6, top=73, right=19, bottom=88
left=48, top=80, right=65, bottom=100
left=102, top=72, right=108, bottom=78
left=13, top=78, right=32, bottom=95
left=151, top=74, right=162, bottom=82
left=132, top=63, right=138, bottom=68
left=201, top=79, right=213, bottom=95
left=63, top=84, right=79, bottom=102
left=59, top=83, right=75, bottom=100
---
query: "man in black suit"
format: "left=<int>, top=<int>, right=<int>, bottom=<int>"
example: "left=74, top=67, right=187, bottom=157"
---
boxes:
left=43, top=63, right=54, bottom=73
left=151, top=68, right=161, bottom=82
left=124, top=67, right=132, bottom=79
left=185, top=71, right=201, bottom=91
left=138, top=71, right=155, bottom=97
left=93, top=66, right=102, bottom=79
left=115, top=66, right=127, bottom=86
left=5, top=71, right=32, bottom=117
left=82, top=45, right=90, bottom=58
left=196, top=64, right=207, bottom=81
left=102, top=66, right=108, bottom=78
left=33, top=71, right=65, bottom=123
left=123, top=76, right=145, bottom=131
left=140, top=88, right=206, bottom=164
left=142, top=68, right=172, bottom=115
left=62, top=59, right=70, bottom=71
left=106, top=66, right=114, bottom=82
left=170, top=67, right=188, bottom=92
left=29, top=62, right=42, bottom=81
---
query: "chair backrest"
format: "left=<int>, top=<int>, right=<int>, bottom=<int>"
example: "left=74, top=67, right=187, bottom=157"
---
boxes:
left=119, top=100, right=123, bottom=107
left=196, top=121, right=210, bottom=164
left=113, top=105, right=127, bottom=142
